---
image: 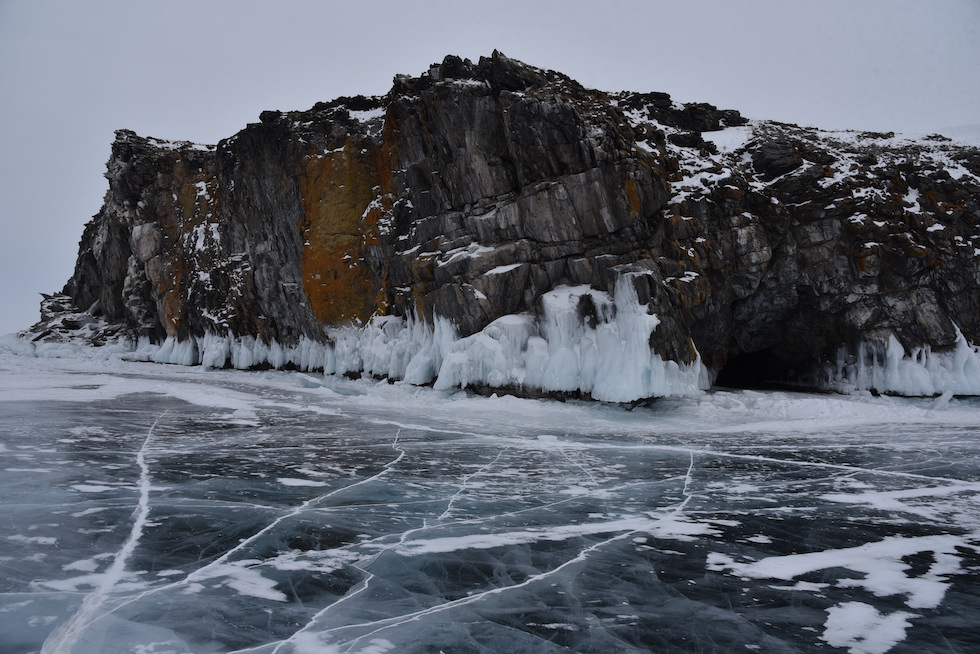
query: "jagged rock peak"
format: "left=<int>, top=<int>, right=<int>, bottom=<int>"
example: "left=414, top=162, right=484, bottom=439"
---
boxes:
left=389, top=50, right=585, bottom=97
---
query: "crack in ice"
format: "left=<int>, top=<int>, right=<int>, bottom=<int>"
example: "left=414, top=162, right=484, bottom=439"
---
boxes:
left=558, top=447, right=602, bottom=490
left=437, top=447, right=509, bottom=520
left=184, top=430, right=405, bottom=581
left=229, top=464, right=691, bottom=654
left=679, top=451, right=696, bottom=511
left=514, top=439, right=978, bottom=487
left=40, top=411, right=166, bottom=654
left=329, top=528, right=647, bottom=652
left=47, top=429, right=409, bottom=646
left=261, top=432, right=408, bottom=654
left=263, top=462, right=705, bottom=652
left=325, top=467, right=708, bottom=652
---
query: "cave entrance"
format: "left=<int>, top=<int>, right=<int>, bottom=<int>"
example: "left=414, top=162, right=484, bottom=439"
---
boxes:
left=713, top=350, right=796, bottom=391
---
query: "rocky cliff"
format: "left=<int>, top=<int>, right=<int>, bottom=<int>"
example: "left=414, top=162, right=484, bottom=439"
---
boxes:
left=25, top=52, right=980, bottom=400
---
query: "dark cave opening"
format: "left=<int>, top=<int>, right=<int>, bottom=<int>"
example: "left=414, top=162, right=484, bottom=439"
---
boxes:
left=713, top=350, right=800, bottom=391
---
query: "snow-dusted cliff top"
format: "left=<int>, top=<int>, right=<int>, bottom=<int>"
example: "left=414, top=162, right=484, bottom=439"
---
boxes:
left=15, top=52, right=980, bottom=400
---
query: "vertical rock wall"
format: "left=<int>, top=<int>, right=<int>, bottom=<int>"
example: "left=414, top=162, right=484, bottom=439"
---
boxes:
left=34, top=51, right=980, bottom=397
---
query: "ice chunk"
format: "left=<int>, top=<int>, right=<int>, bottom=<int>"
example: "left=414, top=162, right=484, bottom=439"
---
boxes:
left=150, top=332, right=332, bottom=372
left=430, top=277, right=706, bottom=401
left=824, top=329, right=980, bottom=396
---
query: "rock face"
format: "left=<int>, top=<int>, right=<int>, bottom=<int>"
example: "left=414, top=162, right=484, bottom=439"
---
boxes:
left=28, top=52, right=980, bottom=399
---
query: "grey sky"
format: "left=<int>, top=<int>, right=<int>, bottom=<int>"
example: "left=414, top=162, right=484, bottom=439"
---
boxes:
left=1, top=0, right=978, bottom=336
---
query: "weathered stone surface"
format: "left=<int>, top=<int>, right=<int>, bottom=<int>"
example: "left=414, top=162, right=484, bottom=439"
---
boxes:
left=28, top=52, right=980, bottom=394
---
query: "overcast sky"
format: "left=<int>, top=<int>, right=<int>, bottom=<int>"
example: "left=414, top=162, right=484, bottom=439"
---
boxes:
left=1, top=0, right=978, bottom=336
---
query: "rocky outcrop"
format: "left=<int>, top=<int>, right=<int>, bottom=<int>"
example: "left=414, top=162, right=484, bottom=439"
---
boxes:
left=26, top=51, right=980, bottom=398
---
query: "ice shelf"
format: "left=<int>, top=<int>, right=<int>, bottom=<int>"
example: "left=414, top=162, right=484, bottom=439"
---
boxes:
left=8, top=279, right=980, bottom=400
left=137, top=278, right=710, bottom=403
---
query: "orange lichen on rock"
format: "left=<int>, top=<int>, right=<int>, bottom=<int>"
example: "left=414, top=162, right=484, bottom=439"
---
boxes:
left=624, top=176, right=642, bottom=218
left=299, top=141, right=386, bottom=326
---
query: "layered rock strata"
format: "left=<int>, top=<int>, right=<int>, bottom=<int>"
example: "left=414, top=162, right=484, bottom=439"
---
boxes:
left=25, top=52, right=980, bottom=399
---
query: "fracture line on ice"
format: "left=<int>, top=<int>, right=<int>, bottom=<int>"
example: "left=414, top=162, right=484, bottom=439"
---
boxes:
left=283, top=463, right=703, bottom=652
left=40, top=411, right=166, bottom=654
left=186, top=430, right=405, bottom=579
left=437, top=447, right=510, bottom=520
left=490, top=436, right=978, bottom=488
left=261, top=433, right=411, bottom=654
left=363, top=416, right=488, bottom=440
left=270, top=475, right=689, bottom=576
left=265, top=567, right=377, bottom=654
left=558, top=447, right=602, bottom=489
left=328, top=528, right=647, bottom=652
left=82, top=430, right=408, bottom=629
left=679, top=451, right=695, bottom=511
left=698, top=448, right=979, bottom=487
left=267, top=476, right=683, bottom=584
left=246, top=467, right=692, bottom=653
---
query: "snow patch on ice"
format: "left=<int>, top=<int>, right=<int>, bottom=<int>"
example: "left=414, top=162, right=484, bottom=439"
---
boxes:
left=189, top=560, right=288, bottom=602
left=278, top=477, right=329, bottom=487
left=822, top=602, right=916, bottom=654
left=8, top=534, right=57, bottom=546
left=820, top=482, right=980, bottom=522
left=707, top=533, right=975, bottom=609
left=386, top=514, right=718, bottom=556
left=71, top=485, right=116, bottom=493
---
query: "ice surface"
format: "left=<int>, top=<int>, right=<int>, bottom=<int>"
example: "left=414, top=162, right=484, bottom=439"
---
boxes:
left=1, top=352, right=979, bottom=653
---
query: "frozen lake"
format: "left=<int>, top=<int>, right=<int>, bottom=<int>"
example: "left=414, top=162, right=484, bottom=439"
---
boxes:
left=1, top=353, right=979, bottom=653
